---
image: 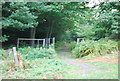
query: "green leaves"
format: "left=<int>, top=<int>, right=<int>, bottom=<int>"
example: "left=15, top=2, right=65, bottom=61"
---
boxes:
left=72, top=39, right=118, bottom=58
left=2, top=2, right=119, bottom=42
left=94, top=2, right=120, bottom=39
left=71, top=2, right=119, bottom=40
left=0, top=35, right=9, bottom=42
left=18, top=47, right=57, bottom=60
left=73, top=24, right=96, bottom=39
left=2, top=2, right=38, bottom=29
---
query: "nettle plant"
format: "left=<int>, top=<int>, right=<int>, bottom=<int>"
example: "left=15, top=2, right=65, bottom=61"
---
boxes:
left=18, top=47, right=57, bottom=60
left=72, top=39, right=118, bottom=58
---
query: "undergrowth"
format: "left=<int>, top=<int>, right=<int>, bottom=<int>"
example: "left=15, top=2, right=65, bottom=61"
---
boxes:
left=0, top=47, right=76, bottom=79
left=72, top=39, right=118, bottom=58
left=18, top=47, right=57, bottom=60
left=2, top=58, right=71, bottom=79
left=69, top=41, right=77, bottom=51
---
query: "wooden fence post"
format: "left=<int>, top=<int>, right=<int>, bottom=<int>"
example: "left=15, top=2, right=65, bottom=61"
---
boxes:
left=43, top=39, right=45, bottom=47
left=13, top=47, right=19, bottom=66
left=37, top=40, right=39, bottom=47
left=45, top=38, right=50, bottom=48
left=17, top=38, right=19, bottom=48
left=53, top=37, right=55, bottom=48
left=48, top=38, right=50, bottom=48
left=77, top=38, right=80, bottom=44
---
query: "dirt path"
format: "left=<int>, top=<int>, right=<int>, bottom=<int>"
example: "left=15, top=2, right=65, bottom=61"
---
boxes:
left=58, top=50, right=109, bottom=76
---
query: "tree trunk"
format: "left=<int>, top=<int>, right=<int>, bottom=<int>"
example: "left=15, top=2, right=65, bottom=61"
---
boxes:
left=49, top=20, right=54, bottom=38
left=30, top=27, right=36, bottom=47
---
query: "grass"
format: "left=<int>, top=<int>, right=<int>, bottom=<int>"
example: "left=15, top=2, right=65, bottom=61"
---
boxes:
left=62, top=61, right=118, bottom=79
left=1, top=58, right=82, bottom=79
left=56, top=46, right=118, bottom=79
left=57, top=51, right=118, bottom=79
left=85, top=61, right=118, bottom=70
left=1, top=56, right=118, bottom=79
left=83, top=61, right=118, bottom=79
left=83, top=71, right=118, bottom=79
left=1, top=46, right=119, bottom=79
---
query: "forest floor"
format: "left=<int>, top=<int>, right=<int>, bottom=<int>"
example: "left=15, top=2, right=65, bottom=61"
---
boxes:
left=57, top=47, right=118, bottom=79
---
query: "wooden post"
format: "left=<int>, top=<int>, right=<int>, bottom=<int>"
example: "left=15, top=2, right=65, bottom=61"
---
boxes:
left=37, top=40, right=39, bottom=47
left=43, top=39, right=45, bottom=47
left=45, top=38, right=48, bottom=48
left=53, top=37, right=55, bottom=48
left=77, top=38, right=84, bottom=43
left=13, top=47, right=19, bottom=66
left=48, top=38, right=50, bottom=48
left=17, top=38, right=19, bottom=48
left=77, top=38, right=79, bottom=44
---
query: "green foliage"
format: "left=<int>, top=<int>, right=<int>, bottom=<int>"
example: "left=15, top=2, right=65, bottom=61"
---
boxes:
left=0, top=47, right=78, bottom=79
left=71, top=2, right=119, bottom=40
left=69, top=41, right=77, bottom=51
left=2, top=2, right=38, bottom=29
left=71, top=7, right=97, bottom=39
left=0, top=49, right=31, bottom=72
left=0, top=35, right=9, bottom=42
left=94, top=2, right=120, bottom=39
left=1, top=57, right=71, bottom=79
left=73, top=24, right=95, bottom=39
left=0, top=49, right=13, bottom=60
left=72, top=39, right=118, bottom=58
left=2, top=2, right=90, bottom=41
left=55, top=41, right=67, bottom=48
left=2, top=59, right=31, bottom=73
left=0, top=49, right=6, bottom=59
left=2, top=2, right=120, bottom=44
left=18, top=47, right=57, bottom=60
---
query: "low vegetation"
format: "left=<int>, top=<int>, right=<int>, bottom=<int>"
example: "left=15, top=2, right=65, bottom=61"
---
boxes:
left=18, top=47, right=57, bottom=60
left=72, top=39, right=118, bottom=58
left=1, top=2, right=119, bottom=79
left=0, top=39, right=119, bottom=79
left=2, top=58, right=71, bottom=79
left=69, top=41, right=77, bottom=51
left=0, top=47, right=78, bottom=79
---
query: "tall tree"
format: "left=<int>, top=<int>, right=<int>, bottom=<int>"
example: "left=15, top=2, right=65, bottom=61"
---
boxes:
left=2, top=2, right=38, bottom=46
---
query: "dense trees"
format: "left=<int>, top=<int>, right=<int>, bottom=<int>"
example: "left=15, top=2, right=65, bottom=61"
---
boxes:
left=71, top=2, right=120, bottom=40
left=2, top=2, right=86, bottom=42
left=1, top=2, right=119, bottom=46
left=96, top=2, right=120, bottom=39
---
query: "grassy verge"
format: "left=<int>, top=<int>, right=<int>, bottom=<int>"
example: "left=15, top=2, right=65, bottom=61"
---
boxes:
left=62, top=61, right=118, bottom=79
left=1, top=58, right=82, bottom=79
left=83, top=61, right=118, bottom=79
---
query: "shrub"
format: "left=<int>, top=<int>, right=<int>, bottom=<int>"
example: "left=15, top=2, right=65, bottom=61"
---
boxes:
left=1, top=47, right=57, bottom=72
left=18, top=47, right=57, bottom=60
left=72, top=39, right=118, bottom=58
left=55, top=41, right=67, bottom=48
left=69, top=41, right=77, bottom=51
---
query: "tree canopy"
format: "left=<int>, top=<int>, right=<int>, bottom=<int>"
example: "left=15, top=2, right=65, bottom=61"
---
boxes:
left=1, top=2, right=119, bottom=44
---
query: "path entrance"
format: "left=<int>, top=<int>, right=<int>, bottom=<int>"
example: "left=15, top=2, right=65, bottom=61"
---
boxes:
left=57, top=48, right=109, bottom=77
